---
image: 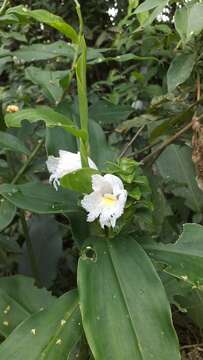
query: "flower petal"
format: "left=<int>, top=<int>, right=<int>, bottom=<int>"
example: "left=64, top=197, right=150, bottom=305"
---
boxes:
left=81, top=192, right=103, bottom=222
left=103, top=174, right=124, bottom=195
left=46, top=156, right=59, bottom=173
left=92, top=174, right=112, bottom=194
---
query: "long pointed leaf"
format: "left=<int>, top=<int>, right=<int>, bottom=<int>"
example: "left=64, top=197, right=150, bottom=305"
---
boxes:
left=5, top=106, right=86, bottom=140
left=0, top=290, right=82, bottom=360
left=78, top=236, right=180, bottom=360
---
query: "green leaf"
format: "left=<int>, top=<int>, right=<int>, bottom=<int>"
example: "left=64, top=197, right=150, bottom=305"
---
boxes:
left=0, top=199, right=16, bottom=232
left=61, top=168, right=99, bottom=194
left=19, top=215, right=63, bottom=288
left=174, top=7, right=188, bottom=43
left=156, top=144, right=203, bottom=212
left=46, top=127, right=77, bottom=156
left=0, top=275, right=55, bottom=337
left=135, top=0, right=167, bottom=14
left=7, top=6, right=78, bottom=43
left=187, top=3, right=203, bottom=38
left=89, top=120, right=116, bottom=170
left=0, top=182, right=78, bottom=214
left=144, top=223, right=203, bottom=286
left=13, top=41, right=75, bottom=62
left=0, top=131, right=30, bottom=155
left=89, top=100, right=132, bottom=125
left=78, top=236, right=180, bottom=360
left=167, top=53, right=196, bottom=92
left=0, top=290, right=82, bottom=359
left=25, top=66, right=69, bottom=104
left=5, top=106, right=86, bottom=139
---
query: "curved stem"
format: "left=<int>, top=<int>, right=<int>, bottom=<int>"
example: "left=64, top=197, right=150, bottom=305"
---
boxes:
left=12, top=139, right=44, bottom=184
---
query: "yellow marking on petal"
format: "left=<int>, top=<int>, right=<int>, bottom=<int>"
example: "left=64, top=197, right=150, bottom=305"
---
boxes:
left=102, top=194, right=117, bottom=206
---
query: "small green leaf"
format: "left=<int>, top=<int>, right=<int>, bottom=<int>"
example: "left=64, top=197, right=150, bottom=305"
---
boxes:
left=7, top=6, right=78, bottom=43
left=5, top=106, right=86, bottom=139
left=144, top=223, right=203, bottom=286
left=0, top=199, right=16, bottom=232
left=0, top=183, right=78, bottom=214
left=174, top=7, right=188, bottom=43
left=61, top=168, right=99, bottom=194
left=187, top=3, right=203, bottom=38
left=0, top=290, right=82, bottom=359
left=78, top=236, right=180, bottom=360
left=167, top=53, right=196, bottom=92
left=135, top=0, right=167, bottom=13
left=0, top=131, right=30, bottom=155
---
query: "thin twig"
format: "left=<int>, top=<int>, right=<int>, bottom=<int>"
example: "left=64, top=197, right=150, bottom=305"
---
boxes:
left=0, top=0, right=9, bottom=15
left=12, top=139, right=44, bottom=184
left=20, top=210, right=41, bottom=287
left=196, top=73, right=201, bottom=102
left=142, top=121, right=193, bottom=166
left=181, top=343, right=203, bottom=350
left=119, top=124, right=145, bottom=158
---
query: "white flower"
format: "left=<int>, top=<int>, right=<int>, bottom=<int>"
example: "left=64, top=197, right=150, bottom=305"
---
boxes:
left=81, top=174, right=127, bottom=229
left=46, top=150, right=97, bottom=190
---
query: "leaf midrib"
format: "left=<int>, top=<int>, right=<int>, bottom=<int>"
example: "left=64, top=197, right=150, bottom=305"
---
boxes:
left=106, top=240, right=144, bottom=360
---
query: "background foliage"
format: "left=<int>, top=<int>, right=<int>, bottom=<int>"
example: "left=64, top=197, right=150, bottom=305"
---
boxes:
left=1, top=0, right=203, bottom=358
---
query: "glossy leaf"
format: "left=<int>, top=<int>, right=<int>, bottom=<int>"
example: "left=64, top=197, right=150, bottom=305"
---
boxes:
left=156, top=144, right=203, bottom=212
left=0, top=290, right=82, bottom=359
left=0, top=131, right=30, bottom=155
left=144, top=223, right=203, bottom=286
left=0, top=199, right=16, bottom=232
left=5, top=106, right=86, bottom=139
left=0, top=275, right=55, bottom=337
left=7, top=6, right=78, bottom=43
left=167, top=53, right=196, bottom=92
left=0, top=183, right=78, bottom=214
left=61, top=168, right=99, bottom=194
left=78, top=236, right=180, bottom=360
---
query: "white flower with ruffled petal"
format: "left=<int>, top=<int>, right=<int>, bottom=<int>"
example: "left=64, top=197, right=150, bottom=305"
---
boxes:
left=81, top=174, right=127, bottom=228
left=46, top=150, right=97, bottom=190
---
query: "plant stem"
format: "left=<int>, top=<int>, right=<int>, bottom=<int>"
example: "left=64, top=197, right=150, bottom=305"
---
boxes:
left=12, top=139, right=44, bottom=184
left=20, top=210, right=41, bottom=286
left=142, top=121, right=193, bottom=166
left=0, top=0, right=9, bottom=15
left=119, top=124, right=145, bottom=158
